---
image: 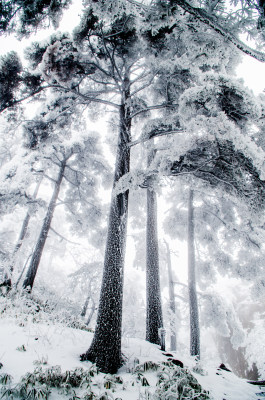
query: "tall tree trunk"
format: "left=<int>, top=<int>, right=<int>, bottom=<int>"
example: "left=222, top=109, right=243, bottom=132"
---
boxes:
left=15, top=253, right=32, bottom=288
left=146, top=146, right=163, bottom=345
left=86, top=298, right=96, bottom=326
left=188, top=188, right=200, bottom=359
left=81, top=279, right=93, bottom=317
left=81, top=295, right=96, bottom=325
left=81, top=76, right=131, bottom=374
left=165, top=240, right=177, bottom=351
left=13, top=179, right=42, bottom=257
left=81, top=295, right=90, bottom=318
left=0, top=179, right=42, bottom=291
left=22, top=161, right=66, bottom=291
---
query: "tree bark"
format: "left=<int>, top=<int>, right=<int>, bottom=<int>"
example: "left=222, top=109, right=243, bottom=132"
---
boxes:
left=165, top=240, right=177, bottom=351
left=188, top=188, right=200, bottom=359
left=22, top=161, right=67, bottom=291
left=81, top=75, right=131, bottom=374
left=146, top=147, right=163, bottom=345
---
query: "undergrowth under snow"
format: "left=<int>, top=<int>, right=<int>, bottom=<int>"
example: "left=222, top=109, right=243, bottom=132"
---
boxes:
left=0, top=293, right=263, bottom=400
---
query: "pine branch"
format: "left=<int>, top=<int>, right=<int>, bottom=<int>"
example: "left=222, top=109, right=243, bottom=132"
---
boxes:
left=126, top=0, right=265, bottom=62
left=0, top=85, right=50, bottom=114
left=173, top=0, right=265, bottom=62
left=130, top=103, right=178, bottom=120
left=201, top=201, right=261, bottom=249
left=50, top=227, right=80, bottom=245
left=174, top=294, right=186, bottom=301
left=128, top=129, right=184, bottom=147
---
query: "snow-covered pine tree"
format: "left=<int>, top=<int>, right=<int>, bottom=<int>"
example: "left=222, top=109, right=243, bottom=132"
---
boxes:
left=21, top=132, right=106, bottom=291
left=22, top=149, right=71, bottom=291
left=0, top=178, right=42, bottom=291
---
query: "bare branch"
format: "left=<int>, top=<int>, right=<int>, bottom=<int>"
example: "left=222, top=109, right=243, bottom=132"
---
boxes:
left=50, top=227, right=80, bottom=245
left=130, top=103, right=177, bottom=120
left=0, top=85, right=50, bottom=114
left=128, top=129, right=184, bottom=147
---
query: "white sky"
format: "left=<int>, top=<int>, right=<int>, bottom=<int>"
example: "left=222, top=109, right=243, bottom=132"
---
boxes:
left=236, top=54, right=265, bottom=95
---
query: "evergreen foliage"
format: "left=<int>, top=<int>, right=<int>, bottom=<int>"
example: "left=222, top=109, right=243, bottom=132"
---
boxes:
left=0, top=0, right=71, bottom=35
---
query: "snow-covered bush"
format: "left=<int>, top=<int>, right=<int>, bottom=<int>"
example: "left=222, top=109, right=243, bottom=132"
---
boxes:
left=0, top=288, right=92, bottom=332
left=154, top=363, right=211, bottom=400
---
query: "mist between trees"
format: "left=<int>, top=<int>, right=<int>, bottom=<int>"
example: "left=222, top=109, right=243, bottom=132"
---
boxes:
left=1, top=0, right=265, bottom=378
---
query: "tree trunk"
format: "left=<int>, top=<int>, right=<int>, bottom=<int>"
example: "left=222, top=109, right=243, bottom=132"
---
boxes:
left=146, top=147, right=163, bottom=345
left=165, top=240, right=177, bottom=351
left=188, top=188, right=200, bottom=359
left=22, top=162, right=66, bottom=291
left=13, top=179, right=42, bottom=257
left=86, top=298, right=96, bottom=326
left=0, top=179, right=42, bottom=291
left=15, top=253, right=32, bottom=288
left=81, top=295, right=90, bottom=318
left=81, top=294, right=96, bottom=325
left=81, top=76, right=131, bottom=374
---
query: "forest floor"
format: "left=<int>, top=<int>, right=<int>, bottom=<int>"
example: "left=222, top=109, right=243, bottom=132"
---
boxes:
left=0, top=314, right=263, bottom=400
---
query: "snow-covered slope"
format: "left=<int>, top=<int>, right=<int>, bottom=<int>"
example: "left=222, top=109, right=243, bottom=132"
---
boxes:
left=0, top=318, right=262, bottom=399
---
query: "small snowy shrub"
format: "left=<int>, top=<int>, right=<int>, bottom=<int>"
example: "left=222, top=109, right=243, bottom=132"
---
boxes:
left=103, top=374, right=123, bottom=390
left=20, top=365, right=100, bottom=396
left=0, top=365, right=103, bottom=399
left=192, top=363, right=207, bottom=376
left=134, top=361, right=159, bottom=372
left=33, top=356, right=48, bottom=366
left=16, top=344, right=26, bottom=352
left=23, top=384, right=51, bottom=400
left=0, top=373, right=13, bottom=385
left=97, top=392, right=115, bottom=400
left=0, top=386, right=18, bottom=399
left=82, top=392, right=97, bottom=400
left=154, top=364, right=211, bottom=400
left=0, top=289, right=92, bottom=333
left=138, top=373, right=150, bottom=387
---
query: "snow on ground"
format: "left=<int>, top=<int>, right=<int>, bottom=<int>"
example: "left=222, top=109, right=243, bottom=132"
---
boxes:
left=0, top=319, right=91, bottom=381
left=0, top=317, right=263, bottom=399
left=193, top=367, right=262, bottom=400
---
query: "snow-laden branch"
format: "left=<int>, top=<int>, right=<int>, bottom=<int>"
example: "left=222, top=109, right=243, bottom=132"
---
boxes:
left=130, top=103, right=177, bottom=119
left=201, top=201, right=261, bottom=249
left=126, top=0, right=265, bottom=62
left=49, top=85, right=121, bottom=109
left=0, top=85, right=50, bottom=114
left=50, top=226, right=80, bottom=245
left=172, top=0, right=265, bottom=62
left=128, top=129, right=185, bottom=147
